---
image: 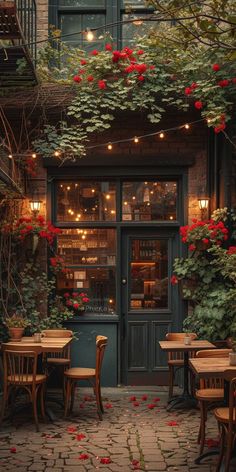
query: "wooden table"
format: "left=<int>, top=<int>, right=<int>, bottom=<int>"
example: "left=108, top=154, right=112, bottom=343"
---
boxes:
left=5, top=336, right=72, bottom=353
left=189, top=355, right=236, bottom=468
left=159, top=340, right=215, bottom=410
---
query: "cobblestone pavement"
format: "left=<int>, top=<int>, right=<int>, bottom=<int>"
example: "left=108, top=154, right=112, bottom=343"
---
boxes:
left=0, top=387, right=234, bottom=472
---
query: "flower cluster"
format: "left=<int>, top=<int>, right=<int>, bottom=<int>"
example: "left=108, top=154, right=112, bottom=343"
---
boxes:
left=180, top=218, right=228, bottom=251
left=72, top=44, right=155, bottom=89
left=49, top=256, right=69, bottom=274
left=64, top=291, right=90, bottom=312
left=3, top=215, right=62, bottom=245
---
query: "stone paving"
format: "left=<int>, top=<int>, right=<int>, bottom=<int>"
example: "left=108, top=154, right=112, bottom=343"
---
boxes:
left=0, top=387, right=234, bottom=472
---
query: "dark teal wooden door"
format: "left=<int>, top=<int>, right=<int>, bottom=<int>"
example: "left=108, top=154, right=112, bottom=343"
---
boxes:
left=121, top=228, right=180, bottom=385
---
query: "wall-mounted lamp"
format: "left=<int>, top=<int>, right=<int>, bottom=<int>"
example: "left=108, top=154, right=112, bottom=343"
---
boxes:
left=30, top=199, right=42, bottom=217
left=198, top=197, right=210, bottom=220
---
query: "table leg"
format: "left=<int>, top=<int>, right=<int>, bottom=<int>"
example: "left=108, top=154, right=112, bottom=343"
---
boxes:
left=167, top=352, right=197, bottom=411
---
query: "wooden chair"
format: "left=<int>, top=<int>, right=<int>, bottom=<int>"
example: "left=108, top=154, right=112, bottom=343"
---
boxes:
left=41, top=329, right=73, bottom=398
left=214, top=370, right=236, bottom=472
left=195, top=349, right=232, bottom=455
left=0, top=344, right=47, bottom=431
left=64, top=335, right=108, bottom=420
left=166, top=332, right=197, bottom=400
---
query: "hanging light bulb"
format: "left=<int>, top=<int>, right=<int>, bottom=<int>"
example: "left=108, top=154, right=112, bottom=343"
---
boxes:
left=31, top=152, right=37, bottom=158
left=54, top=150, right=60, bottom=157
left=107, top=143, right=113, bottom=150
left=134, top=136, right=139, bottom=143
left=159, top=132, right=165, bottom=139
left=184, top=124, right=190, bottom=129
left=8, top=154, right=13, bottom=159
left=85, top=28, right=94, bottom=42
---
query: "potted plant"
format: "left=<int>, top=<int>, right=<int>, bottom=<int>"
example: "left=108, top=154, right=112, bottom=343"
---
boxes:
left=4, top=313, right=29, bottom=341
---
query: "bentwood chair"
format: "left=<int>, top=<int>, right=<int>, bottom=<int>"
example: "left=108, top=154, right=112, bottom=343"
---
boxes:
left=214, top=370, right=236, bottom=472
left=64, top=335, right=108, bottom=420
left=0, top=344, right=47, bottom=431
left=166, top=332, right=197, bottom=400
left=41, top=329, right=73, bottom=398
left=195, top=349, right=232, bottom=455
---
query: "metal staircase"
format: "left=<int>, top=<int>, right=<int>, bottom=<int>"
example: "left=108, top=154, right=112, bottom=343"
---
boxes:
left=0, top=0, right=37, bottom=89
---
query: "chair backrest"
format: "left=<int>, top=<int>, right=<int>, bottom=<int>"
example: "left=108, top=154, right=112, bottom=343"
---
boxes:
left=95, top=336, right=108, bottom=379
left=166, top=332, right=197, bottom=360
left=2, top=344, right=38, bottom=385
left=196, top=349, right=232, bottom=389
left=41, top=330, right=73, bottom=359
left=224, top=370, right=236, bottom=422
left=41, top=329, right=73, bottom=338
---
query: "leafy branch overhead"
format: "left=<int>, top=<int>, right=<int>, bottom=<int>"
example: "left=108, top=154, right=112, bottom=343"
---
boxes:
left=34, top=1, right=236, bottom=159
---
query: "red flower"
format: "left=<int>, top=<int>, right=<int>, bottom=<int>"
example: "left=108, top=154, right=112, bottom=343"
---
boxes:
left=135, top=63, right=147, bottom=74
left=148, top=404, right=155, bottom=409
left=137, top=75, right=145, bottom=82
left=154, top=397, right=160, bottom=402
left=141, top=395, right=147, bottom=401
left=100, top=457, right=111, bottom=464
left=98, top=80, right=106, bottom=89
left=79, top=453, right=89, bottom=460
left=73, top=303, right=79, bottom=309
left=202, top=238, right=209, bottom=244
left=76, top=433, right=86, bottom=441
left=170, top=275, right=178, bottom=285
left=137, top=49, right=144, bottom=55
left=214, top=123, right=226, bottom=133
left=212, top=64, right=220, bottom=71
left=218, top=79, right=229, bottom=87
left=191, top=82, right=197, bottom=89
left=227, top=246, right=236, bottom=254
left=112, top=50, right=121, bottom=63
left=130, top=396, right=136, bottom=401
left=91, top=49, right=99, bottom=56
left=189, top=244, right=196, bottom=251
left=132, top=459, right=140, bottom=469
left=10, top=447, right=16, bottom=453
left=149, top=65, right=155, bottom=70
left=82, top=297, right=89, bottom=302
left=73, top=75, right=82, bottom=83
left=67, top=426, right=77, bottom=433
left=105, top=403, right=113, bottom=409
left=185, top=87, right=192, bottom=95
left=133, top=401, right=140, bottom=407
left=72, top=292, right=78, bottom=298
left=105, top=43, right=113, bottom=51
left=64, top=292, right=70, bottom=298
left=80, top=59, right=87, bottom=65
left=194, top=101, right=203, bottom=110
left=87, top=75, right=94, bottom=82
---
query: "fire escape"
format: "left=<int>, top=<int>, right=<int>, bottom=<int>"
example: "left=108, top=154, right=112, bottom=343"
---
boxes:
left=0, top=0, right=37, bottom=88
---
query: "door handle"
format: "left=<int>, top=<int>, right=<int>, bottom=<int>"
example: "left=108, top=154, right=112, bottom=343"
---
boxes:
left=121, top=278, right=127, bottom=285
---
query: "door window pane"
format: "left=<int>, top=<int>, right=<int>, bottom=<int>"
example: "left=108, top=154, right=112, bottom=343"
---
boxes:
left=57, top=228, right=116, bottom=265
left=130, top=239, right=168, bottom=310
left=122, top=181, right=177, bottom=221
left=59, top=14, right=105, bottom=48
left=57, top=181, right=116, bottom=222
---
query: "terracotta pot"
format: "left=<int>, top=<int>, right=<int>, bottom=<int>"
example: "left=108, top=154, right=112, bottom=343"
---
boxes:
left=8, top=327, right=24, bottom=342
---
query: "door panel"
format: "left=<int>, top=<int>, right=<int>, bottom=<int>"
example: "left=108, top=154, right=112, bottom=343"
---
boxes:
left=121, top=229, right=180, bottom=385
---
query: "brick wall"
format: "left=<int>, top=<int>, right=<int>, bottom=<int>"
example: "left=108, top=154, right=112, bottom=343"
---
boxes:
left=37, top=0, right=48, bottom=44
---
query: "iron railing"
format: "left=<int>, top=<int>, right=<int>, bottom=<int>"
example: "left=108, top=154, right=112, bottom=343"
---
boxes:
left=16, top=0, right=37, bottom=62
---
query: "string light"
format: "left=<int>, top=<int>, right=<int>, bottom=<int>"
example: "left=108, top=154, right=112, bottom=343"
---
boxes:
left=8, top=154, right=12, bottom=159
left=85, top=28, right=94, bottom=42
left=134, top=136, right=139, bottom=143
left=184, top=124, right=190, bottom=129
left=54, top=150, right=60, bottom=157
left=159, top=132, right=165, bottom=139
left=31, top=152, right=37, bottom=158
left=107, top=143, right=113, bottom=150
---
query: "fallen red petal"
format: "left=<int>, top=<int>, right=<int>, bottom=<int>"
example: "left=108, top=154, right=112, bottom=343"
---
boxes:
left=79, top=453, right=89, bottom=460
left=130, top=396, right=136, bottom=401
left=133, top=401, right=140, bottom=407
left=141, top=395, right=148, bottom=401
left=148, top=404, right=155, bottom=409
left=67, top=426, right=77, bottom=433
left=167, top=421, right=178, bottom=426
left=76, top=433, right=86, bottom=441
left=105, top=403, right=113, bottom=409
left=100, top=457, right=111, bottom=464
left=154, top=397, right=160, bottom=402
left=10, top=447, right=16, bottom=453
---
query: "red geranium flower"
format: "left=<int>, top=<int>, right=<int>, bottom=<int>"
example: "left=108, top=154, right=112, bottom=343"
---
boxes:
left=137, top=49, right=144, bottom=55
left=194, top=101, right=203, bottom=110
left=185, top=87, right=192, bottom=95
left=227, top=246, right=236, bottom=254
left=189, top=244, right=196, bottom=251
left=154, top=397, right=160, bottom=402
left=91, top=49, right=99, bottom=56
left=105, top=43, right=113, bottom=51
left=133, top=401, right=140, bottom=407
left=130, top=396, right=136, bottom=401
left=73, top=75, right=82, bottom=83
left=171, top=275, right=178, bottom=285
left=87, top=75, right=94, bottom=82
left=218, top=79, right=229, bottom=87
left=98, top=80, right=106, bottom=89
left=148, top=403, right=155, bottom=409
left=141, top=395, right=148, bottom=401
left=212, top=64, right=220, bottom=71
left=80, top=59, right=87, bottom=65
left=137, top=75, right=145, bottom=82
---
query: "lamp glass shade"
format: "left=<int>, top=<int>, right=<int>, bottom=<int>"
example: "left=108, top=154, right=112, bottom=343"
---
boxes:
left=30, top=200, right=41, bottom=212
left=198, top=198, right=209, bottom=210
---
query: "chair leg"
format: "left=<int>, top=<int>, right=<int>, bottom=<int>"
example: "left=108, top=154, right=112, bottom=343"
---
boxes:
left=224, top=428, right=233, bottom=472
left=95, top=381, right=103, bottom=421
left=168, top=366, right=174, bottom=400
left=40, top=384, right=46, bottom=421
left=0, top=382, right=9, bottom=423
left=70, top=382, right=76, bottom=414
left=216, top=424, right=225, bottom=472
left=98, top=382, right=104, bottom=414
left=32, top=387, right=39, bottom=432
left=199, top=401, right=207, bottom=454
left=64, top=378, right=71, bottom=417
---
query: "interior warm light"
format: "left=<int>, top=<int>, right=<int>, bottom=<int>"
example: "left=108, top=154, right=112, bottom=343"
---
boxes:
left=134, top=136, right=139, bottom=143
left=67, top=186, right=71, bottom=190
left=159, top=132, right=165, bottom=139
left=169, top=215, right=174, bottom=220
left=92, top=188, right=95, bottom=193
left=184, top=124, right=190, bottom=129
left=54, top=150, right=60, bottom=157
left=8, top=154, right=13, bottom=159
left=82, top=234, right=86, bottom=239
left=107, top=143, right=113, bottom=150
left=106, top=194, right=111, bottom=200
left=85, top=28, right=94, bottom=41
left=132, top=196, right=136, bottom=200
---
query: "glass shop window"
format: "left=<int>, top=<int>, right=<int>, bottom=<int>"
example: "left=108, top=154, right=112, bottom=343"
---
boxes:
left=122, top=181, right=177, bottom=221
left=56, top=181, right=116, bottom=222
left=57, top=228, right=116, bottom=314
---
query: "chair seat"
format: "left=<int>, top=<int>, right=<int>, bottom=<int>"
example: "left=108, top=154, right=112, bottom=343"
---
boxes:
left=46, top=358, right=70, bottom=365
left=196, top=388, right=224, bottom=401
left=7, top=374, right=46, bottom=384
left=214, top=407, right=236, bottom=423
left=168, top=359, right=184, bottom=367
left=64, top=367, right=95, bottom=378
